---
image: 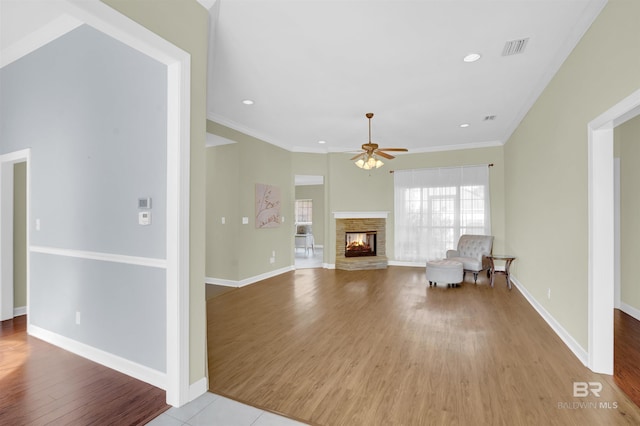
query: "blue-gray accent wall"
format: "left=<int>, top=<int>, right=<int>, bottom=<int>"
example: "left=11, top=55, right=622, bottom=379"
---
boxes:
left=0, top=25, right=168, bottom=372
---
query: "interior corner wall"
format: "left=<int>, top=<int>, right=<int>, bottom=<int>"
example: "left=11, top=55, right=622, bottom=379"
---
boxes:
left=103, top=0, right=210, bottom=387
left=618, top=115, right=640, bottom=312
left=503, top=0, right=640, bottom=350
left=206, top=122, right=294, bottom=282
left=0, top=25, right=168, bottom=371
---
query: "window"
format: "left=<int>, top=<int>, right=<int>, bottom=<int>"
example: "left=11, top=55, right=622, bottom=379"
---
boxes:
left=394, top=165, right=491, bottom=262
left=295, top=199, right=313, bottom=224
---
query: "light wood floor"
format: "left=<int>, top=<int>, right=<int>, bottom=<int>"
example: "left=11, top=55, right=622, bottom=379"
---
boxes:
left=207, top=267, right=640, bottom=426
left=0, top=315, right=168, bottom=425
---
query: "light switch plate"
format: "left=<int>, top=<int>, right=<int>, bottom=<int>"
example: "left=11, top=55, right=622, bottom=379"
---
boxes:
left=242, top=217, right=249, bottom=225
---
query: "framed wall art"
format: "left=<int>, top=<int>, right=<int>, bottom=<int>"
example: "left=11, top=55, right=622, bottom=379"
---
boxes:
left=255, top=183, right=281, bottom=228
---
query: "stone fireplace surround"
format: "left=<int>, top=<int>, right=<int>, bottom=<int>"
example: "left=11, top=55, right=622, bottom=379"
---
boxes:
left=334, top=212, right=388, bottom=270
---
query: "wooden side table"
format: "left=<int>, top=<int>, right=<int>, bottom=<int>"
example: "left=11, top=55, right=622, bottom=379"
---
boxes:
left=487, top=254, right=516, bottom=290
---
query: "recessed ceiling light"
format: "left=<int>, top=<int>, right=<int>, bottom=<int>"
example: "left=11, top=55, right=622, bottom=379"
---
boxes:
left=463, top=53, right=481, bottom=63
left=242, top=99, right=254, bottom=105
left=318, top=140, right=326, bottom=144
left=460, top=123, right=470, bottom=128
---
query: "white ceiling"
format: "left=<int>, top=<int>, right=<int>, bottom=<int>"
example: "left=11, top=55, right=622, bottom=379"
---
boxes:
left=206, top=0, right=607, bottom=154
left=2, top=0, right=608, bottom=155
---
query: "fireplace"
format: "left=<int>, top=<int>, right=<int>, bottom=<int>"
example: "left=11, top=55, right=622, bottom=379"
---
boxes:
left=345, top=232, right=376, bottom=257
left=334, top=213, right=388, bottom=270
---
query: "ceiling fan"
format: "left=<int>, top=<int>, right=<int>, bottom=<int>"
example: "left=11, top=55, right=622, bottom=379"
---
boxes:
left=350, top=113, right=408, bottom=169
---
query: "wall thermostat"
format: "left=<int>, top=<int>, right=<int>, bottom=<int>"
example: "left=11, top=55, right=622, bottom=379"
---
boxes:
left=139, top=211, right=151, bottom=226
left=138, top=198, right=152, bottom=209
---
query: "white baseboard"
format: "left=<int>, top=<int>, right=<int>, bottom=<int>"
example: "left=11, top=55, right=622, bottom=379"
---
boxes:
left=28, top=323, right=167, bottom=390
left=387, top=260, right=505, bottom=273
left=510, top=275, right=588, bottom=366
left=620, top=302, right=640, bottom=322
left=206, top=265, right=295, bottom=288
left=14, top=306, right=26, bottom=317
left=388, top=260, right=424, bottom=267
left=188, top=377, right=208, bottom=402
left=205, top=277, right=237, bottom=287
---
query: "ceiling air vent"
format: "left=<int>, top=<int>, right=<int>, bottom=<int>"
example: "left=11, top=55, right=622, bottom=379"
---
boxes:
left=502, top=38, right=529, bottom=56
left=484, top=115, right=497, bottom=121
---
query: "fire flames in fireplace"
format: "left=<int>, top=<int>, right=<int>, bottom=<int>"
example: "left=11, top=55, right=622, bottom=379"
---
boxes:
left=345, top=232, right=376, bottom=257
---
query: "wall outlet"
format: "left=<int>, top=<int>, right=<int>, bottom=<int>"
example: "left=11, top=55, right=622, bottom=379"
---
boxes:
left=35, top=218, right=41, bottom=231
left=269, top=257, right=275, bottom=264
left=75, top=311, right=81, bottom=325
left=221, top=217, right=225, bottom=225
left=272, top=250, right=276, bottom=257
left=547, top=288, right=551, bottom=300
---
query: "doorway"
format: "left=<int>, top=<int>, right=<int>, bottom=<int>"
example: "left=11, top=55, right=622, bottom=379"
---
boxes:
left=588, top=89, right=640, bottom=375
left=294, top=175, right=324, bottom=269
left=613, top=113, right=640, bottom=406
left=0, top=149, right=30, bottom=322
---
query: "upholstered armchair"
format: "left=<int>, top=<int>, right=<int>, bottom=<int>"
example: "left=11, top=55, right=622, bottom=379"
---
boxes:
left=446, top=234, right=494, bottom=284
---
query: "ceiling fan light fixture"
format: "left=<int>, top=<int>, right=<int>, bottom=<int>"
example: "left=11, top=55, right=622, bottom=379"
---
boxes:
left=357, top=155, right=384, bottom=170
left=352, top=113, right=407, bottom=170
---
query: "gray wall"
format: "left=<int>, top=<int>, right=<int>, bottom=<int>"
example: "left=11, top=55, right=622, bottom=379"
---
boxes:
left=0, top=25, right=167, bottom=371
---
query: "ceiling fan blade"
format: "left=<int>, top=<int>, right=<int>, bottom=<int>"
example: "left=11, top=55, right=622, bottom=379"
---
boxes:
left=377, top=148, right=408, bottom=152
left=350, top=152, right=365, bottom=161
left=375, top=151, right=395, bottom=160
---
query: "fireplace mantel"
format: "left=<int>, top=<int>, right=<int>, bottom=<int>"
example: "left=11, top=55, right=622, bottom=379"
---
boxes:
left=333, top=211, right=389, bottom=219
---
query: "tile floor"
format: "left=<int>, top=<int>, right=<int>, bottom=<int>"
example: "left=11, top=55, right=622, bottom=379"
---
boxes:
left=146, top=392, right=308, bottom=426
left=294, top=246, right=323, bottom=269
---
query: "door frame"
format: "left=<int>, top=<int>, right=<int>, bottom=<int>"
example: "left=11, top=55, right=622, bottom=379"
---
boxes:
left=588, top=88, right=640, bottom=374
